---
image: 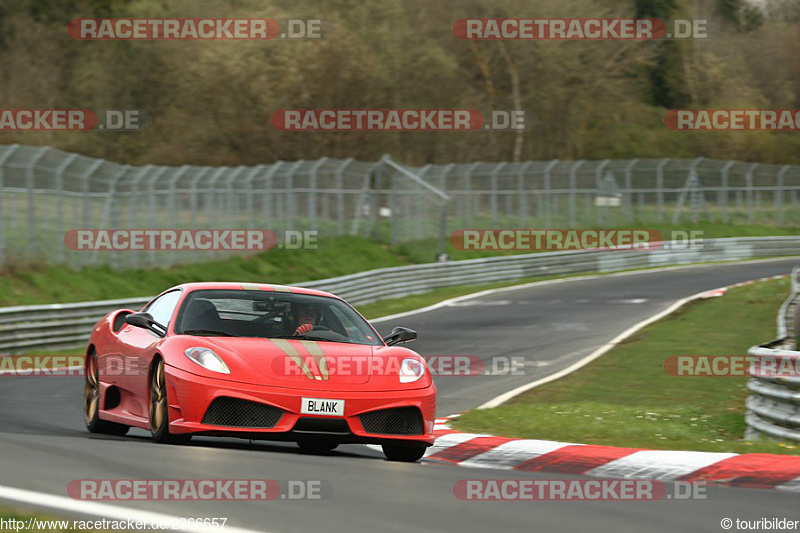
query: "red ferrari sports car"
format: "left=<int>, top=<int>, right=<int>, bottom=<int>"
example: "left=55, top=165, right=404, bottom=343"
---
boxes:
left=83, top=282, right=437, bottom=462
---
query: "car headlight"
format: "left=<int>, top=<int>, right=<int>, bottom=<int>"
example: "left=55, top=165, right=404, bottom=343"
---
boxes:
left=184, top=347, right=230, bottom=374
left=400, top=357, right=425, bottom=383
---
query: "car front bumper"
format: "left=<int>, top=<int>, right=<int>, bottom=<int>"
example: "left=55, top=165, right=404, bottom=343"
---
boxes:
left=164, top=364, right=437, bottom=445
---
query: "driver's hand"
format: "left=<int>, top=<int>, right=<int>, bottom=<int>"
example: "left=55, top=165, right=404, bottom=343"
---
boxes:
left=293, top=323, right=313, bottom=336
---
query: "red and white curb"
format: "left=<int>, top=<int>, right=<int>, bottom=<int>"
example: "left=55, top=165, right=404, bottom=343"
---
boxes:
left=425, top=416, right=800, bottom=492
left=423, top=275, right=797, bottom=490
left=697, top=274, right=786, bottom=299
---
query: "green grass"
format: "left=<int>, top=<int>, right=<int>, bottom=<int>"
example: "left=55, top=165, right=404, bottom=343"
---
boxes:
left=3, top=220, right=800, bottom=308
left=0, top=237, right=413, bottom=307
left=452, top=276, right=800, bottom=455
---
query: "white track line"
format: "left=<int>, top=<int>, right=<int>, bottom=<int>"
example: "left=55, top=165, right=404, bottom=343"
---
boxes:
left=476, top=289, right=710, bottom=409
left=370, top=255, right=797, bottom=324
left=371, top=256, right=795, bottom=409
left=0, top=484, right=263, bottom=533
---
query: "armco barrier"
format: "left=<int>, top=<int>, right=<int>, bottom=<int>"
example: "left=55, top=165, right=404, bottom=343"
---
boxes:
left=745, top=265, right=800, bottom=442
left=1, top=236, right=800, bottom=354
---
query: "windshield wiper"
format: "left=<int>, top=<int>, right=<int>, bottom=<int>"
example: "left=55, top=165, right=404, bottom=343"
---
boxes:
left=181, top=329, right=235, bottom=337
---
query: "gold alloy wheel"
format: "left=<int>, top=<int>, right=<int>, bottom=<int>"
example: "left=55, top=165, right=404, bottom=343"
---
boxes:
left=149, top=359, right=167, bottom=433
left=83, top=355, right=100, bottom=423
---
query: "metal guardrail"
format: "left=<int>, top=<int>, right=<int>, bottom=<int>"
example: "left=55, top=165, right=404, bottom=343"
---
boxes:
left=2, top=236, right=800, bottom=354
left=745, top=265, right=800, bottom=442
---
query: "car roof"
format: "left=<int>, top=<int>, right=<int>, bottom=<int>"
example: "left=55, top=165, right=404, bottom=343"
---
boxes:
left=171, top=282, right=339, bottom=300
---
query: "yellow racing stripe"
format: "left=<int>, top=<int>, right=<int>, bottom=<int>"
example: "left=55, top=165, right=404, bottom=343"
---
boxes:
left=299, top=340, right=329, bottom=381
left=271, top=339, right=315, bottom=380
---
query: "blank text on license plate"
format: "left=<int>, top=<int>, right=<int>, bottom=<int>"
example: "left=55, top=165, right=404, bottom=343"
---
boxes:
left=301, top=397, right=345, bottom=416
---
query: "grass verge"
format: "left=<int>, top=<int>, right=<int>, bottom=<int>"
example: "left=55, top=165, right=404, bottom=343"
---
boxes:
left=2, top=222, right=800, bottom=307
left=452, top=276, right=799, bottom=455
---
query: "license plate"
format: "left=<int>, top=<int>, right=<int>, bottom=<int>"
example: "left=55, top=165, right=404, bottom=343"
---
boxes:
left=300, top=397, right=345, bottom=416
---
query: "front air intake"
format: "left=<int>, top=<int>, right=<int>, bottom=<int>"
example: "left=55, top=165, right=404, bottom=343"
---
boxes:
left=202, top=397, right=284, bottom=428
left=359, top=407, right=424, bottom=436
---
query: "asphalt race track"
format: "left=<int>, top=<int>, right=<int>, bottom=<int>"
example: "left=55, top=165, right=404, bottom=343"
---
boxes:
left=1, top=258, right=799, bottom=532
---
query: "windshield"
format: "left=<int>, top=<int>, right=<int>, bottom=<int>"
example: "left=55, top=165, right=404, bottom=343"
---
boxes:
left=174, top=289, right=382, bottom=346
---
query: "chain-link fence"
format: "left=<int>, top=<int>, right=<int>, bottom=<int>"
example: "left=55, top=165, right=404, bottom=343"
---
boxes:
left=1, top=144, right=799, bottom=269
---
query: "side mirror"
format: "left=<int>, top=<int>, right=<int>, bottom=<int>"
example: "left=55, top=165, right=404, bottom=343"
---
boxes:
left=383, top=327, right=417, bottom=346
left=125, top=312, right=166, bottom=337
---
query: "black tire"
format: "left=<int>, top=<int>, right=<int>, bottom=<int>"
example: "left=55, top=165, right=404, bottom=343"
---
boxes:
left=84, top=351, right=129, bottom=436
left=149, top=358, right=191, bottom=445
left=382, top=443, right=427, bottom=462
left=297, top=440, right=339, bottom=454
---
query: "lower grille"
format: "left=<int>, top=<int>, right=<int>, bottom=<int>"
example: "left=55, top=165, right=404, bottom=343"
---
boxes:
left=359, top=407, right=424, bottom=436
left=202, top=397, right=283, bottom=428
left=293, top=418, right=350, bottom=434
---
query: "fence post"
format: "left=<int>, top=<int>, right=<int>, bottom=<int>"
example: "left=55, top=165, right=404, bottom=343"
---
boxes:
left=777, top=165, right=789, bottom=225
left=567, top=160, right=581, bottom=227
left=464, top=162, right=480, bottom=228
left=224, top=167, right=247, bottom=235
left=309, top=158, right=327, bottom=231
left=371, top=164, right=383, bottom=240
left=166, top=166, right=190, bottom=230
left=54, top=153, right=78, bottom=263
left=163, top=166, right=191, bottom=267
left=517, top=161, right=533, bottom=226
left=144, top=167, right=169, bottom=267
left=0, top=144, right=20, bottom=269
left=261, top=162, right=283, bottom=232
left=79, top=158, right=105, bottom=267
left=656, top=158, right=669, bottom=222
left=720, top=160, right=734, bottom=224
left=690, top=157, right=705, bottom=223
left=187, top=167, right=213, bottom=230
left=335, top=158, right=353, bottom=236
left=93, top=165, right=131, bottom=268
left=128, top=165, right=152, bottom=269
left=243, top=165, right=265, bottom=229
left=746, top=163, right=758, bottom=224
left=285, top=161, right=302, bottom=236
left=543, top=159, right=559, bottom=228
left=27, top=148, right=49, bottom=263
left=594, top=159, right=610, bottom=225
left=205, top=167, right=229, bottom=234
left=390, top=168, right=398, bottom=245
left=415, top=165, right=432, bottom=239
left=624, top=158, right=638, bottom=222
left=490, top=163, right=505, bottom=228
left=351, top=162, right=375, bottom=237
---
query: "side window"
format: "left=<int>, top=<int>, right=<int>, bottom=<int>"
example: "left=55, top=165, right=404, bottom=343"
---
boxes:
left=144, top=291, right=182, bottom=327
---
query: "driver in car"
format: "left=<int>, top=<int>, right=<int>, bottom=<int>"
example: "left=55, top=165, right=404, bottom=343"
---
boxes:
left=292, top=302, right=320, bottom=336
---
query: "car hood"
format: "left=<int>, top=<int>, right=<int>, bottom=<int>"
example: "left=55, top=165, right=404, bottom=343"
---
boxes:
left=171, top=336, right=378, bottom=389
